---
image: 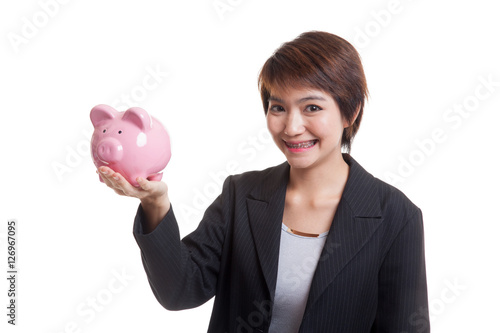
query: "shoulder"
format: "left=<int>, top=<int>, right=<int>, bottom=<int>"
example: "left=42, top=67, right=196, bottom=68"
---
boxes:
left=374, top=176, right=420, bottom=216
left=372, top=176, right=423, bottom=233
left=347, top=155, right=422, bottom=226
left=224, top=162, right=288, bottom=194
left=348, top=156, right=424, bottom=247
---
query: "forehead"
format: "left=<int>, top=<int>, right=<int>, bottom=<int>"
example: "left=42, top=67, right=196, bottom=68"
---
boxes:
left=268, top=85, right=332, bottom=102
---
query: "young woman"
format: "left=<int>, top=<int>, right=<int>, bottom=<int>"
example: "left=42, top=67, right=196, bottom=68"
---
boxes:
left=98, top=31, right=430, bottom=332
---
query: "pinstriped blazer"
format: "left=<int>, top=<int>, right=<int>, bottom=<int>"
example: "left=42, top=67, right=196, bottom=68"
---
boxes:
left=133, top=154, right=430, bottom=332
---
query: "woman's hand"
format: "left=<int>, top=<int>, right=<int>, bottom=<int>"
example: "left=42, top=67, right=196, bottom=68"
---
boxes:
left=98, top=166, right=170, bottom=232
left=97, top=166, right=167, bottom=201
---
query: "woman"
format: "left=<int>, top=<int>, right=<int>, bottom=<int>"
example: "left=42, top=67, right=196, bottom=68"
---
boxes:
left=98, top=31, right=430, bottom=332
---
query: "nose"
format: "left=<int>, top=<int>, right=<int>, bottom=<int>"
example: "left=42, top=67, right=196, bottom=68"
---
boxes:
left=96, top=137, right=123, bottom=163
left=284, top=110, right=305, bottom=136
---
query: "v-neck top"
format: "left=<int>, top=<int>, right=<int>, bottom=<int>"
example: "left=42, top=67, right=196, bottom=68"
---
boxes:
left=268, top=223, right=329, bottom=332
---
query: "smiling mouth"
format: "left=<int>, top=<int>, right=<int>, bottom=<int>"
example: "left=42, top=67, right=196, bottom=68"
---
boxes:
left=284, top=139, right=318, bottom=149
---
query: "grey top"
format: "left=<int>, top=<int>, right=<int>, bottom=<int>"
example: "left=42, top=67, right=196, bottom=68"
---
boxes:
left=268, top=223, right=329, bottom=333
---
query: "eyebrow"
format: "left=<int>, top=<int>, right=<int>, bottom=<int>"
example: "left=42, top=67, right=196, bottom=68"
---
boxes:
left=268, top=95, right=327, bottom=104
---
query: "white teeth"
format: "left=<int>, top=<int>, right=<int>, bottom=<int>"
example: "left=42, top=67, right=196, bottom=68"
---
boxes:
left=285, top=140, right=317, bottom=149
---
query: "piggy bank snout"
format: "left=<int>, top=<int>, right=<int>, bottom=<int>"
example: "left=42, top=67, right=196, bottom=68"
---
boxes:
left=96, top=137, right=123, bottom=162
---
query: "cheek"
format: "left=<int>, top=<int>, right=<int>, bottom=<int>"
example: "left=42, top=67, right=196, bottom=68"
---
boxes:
left=315, top=116, right=344, bottom=140
left=266, top=116, right=281, bottom=134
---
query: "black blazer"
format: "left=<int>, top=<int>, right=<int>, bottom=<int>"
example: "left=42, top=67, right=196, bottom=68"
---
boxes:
left=133, top=154, right=430, bottom=332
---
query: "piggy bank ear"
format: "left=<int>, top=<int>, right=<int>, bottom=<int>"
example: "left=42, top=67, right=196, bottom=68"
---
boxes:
left=90, top=104, right=117, bottom=127
left=122, top=107, right=152, bottom=131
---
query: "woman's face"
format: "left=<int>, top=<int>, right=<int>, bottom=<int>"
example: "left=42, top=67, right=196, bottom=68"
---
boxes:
left=266, top=86, right=348, bottom=170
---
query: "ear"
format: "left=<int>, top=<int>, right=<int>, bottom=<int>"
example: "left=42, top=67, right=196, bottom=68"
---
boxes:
left=90, top=104, right=117, bottom=127
left=122, top=107, right=152, bottom=131
left=343, top=104, right=361, bottom=128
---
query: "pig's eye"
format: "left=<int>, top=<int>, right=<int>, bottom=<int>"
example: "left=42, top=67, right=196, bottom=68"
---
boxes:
left=103, top=129, right=106, bottom=133
left=118, top=130, right=122, bottom=134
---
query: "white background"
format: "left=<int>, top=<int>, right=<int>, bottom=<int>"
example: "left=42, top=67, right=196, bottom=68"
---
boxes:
left=1, top=0, right=499, bottom=332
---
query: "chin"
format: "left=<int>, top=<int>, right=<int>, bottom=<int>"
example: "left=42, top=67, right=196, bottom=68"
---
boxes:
left=284, top=156, right=316, bottom=170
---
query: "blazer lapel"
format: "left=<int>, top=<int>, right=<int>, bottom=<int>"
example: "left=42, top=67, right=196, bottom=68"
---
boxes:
left=246, top=162, right=289, bottom=300
left=245, top=155, right=382, bottom=308
left=304, top=154, right=383, bottom=313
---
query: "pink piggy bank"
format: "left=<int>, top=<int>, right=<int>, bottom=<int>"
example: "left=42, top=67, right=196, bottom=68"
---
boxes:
left=90, top=104, right=171, bottom=187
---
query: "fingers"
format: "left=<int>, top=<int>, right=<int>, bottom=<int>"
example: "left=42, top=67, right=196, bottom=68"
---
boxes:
left=98, top=167, right=135, bottom=196
left=98, top=166, right=117, bottom=186
left=96, top=166, right=168, bottom=202
left=97, top=167, right=115, bottom=188
left=135, top=176, right=162, bottom=199
left=109, top=172, right=132, bottom=194
left=136, top=177, right=150, bottom=191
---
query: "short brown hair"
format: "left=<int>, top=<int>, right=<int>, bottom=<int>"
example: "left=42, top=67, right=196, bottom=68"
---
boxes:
left=258, top=31, right=368, bottom=153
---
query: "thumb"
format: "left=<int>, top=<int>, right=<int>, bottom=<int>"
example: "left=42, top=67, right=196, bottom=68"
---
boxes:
left=136, top=177, right=151, bottom=191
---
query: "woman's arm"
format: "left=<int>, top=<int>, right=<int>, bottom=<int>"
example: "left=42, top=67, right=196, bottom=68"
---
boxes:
left=97, top=165, right=228, bottom=310
left=372, top=208, right=430, bottom=333
left=97, top=166, right=170, bottom=233
left=136, top=186, right=171, bottom=234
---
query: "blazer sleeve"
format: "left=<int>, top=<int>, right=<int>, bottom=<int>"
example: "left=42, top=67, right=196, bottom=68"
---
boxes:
left=371, top=208, right=431, bottom=333
left=132, top=175, right=232, bottom=311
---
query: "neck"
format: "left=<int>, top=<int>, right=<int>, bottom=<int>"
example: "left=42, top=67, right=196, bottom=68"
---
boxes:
left=288, top=153, right=350, bottom=201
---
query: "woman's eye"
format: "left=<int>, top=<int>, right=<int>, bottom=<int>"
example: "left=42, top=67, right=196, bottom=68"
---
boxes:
left=305, top=105, right=322, bottom=112
left=269, top=105, right=285, bottom=112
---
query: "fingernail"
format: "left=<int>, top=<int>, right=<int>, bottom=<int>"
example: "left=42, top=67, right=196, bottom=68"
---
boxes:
left=113, top=175, right=119, bottom=181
